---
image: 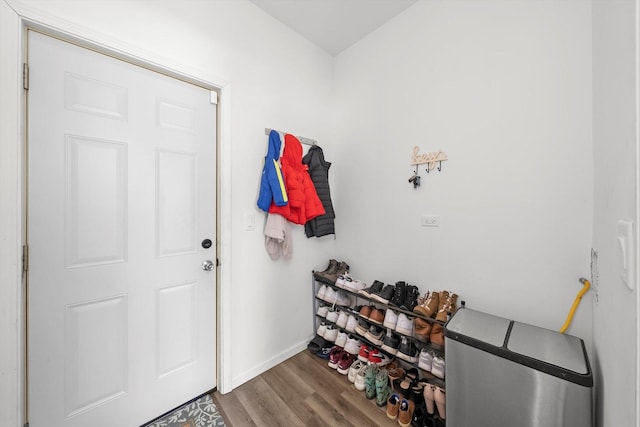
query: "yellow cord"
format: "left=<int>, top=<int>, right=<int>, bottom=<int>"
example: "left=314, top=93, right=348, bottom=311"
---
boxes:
left=559, top=278, right=591, bottom=334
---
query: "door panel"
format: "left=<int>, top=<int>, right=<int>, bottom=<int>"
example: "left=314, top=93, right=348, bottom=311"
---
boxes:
left=27, top=31, right=217, bottom=427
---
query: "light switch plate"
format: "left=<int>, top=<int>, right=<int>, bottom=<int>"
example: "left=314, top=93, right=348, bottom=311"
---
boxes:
left=617, top=220, right=635, bottom=291
left=245, top=213, right=255, bottom=231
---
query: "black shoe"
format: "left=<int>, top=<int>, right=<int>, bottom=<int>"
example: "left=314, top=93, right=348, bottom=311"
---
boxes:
left=381, top=329, right=400, bottom=355
left=412, top=402, right=428, bottom=427
left=355, top=319, right=369, bottom=337
left=360, top=280, right=384, bottom=298
left=370, top=284, right=395, bottom=304
left=401, top=285, right=420, bottom=311
left=364, top=325, right=385, bottom=345
left=390, top=281, right=407, bottom=307
left=432, top=415, right=444, bottom=427
left=397, top=337, right=418, bottom=363
left=423, top=413, right=436, bottom=427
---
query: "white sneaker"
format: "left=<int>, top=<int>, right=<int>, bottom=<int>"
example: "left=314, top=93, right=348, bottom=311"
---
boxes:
left=316, top=285, right=328, bottom=300
left=335, top=273, right=353, bottom=289
left=343, top=279, right=367, bottom=293
left=334, top=291, right=352, bottom=307
left=431, top=356, right=445, bottom=379
left=418, top=348, right=433, bottom=372
left=323, top=287, right=338, bottom=303
left=324, top=326, right=338, bottom=342
left=316, top=322, right=327, bottom=337
left=316, top=305, right=329, bottom=318
left=348, top=360, right=363, bottom=383
left=354, top=364, right=367, bottom=391
left=335, top=331, right=348, bottom=347
left=395, top=313, right=414, bottom=336
left=345, top=314, right=358, bottom=333
left=336, top=311, right=349, bottom=328
left=344, top=336, right=361, bottom=355
left=369, top=350, right=392, bottom=367
left=383, top=309, right=398, bottom=329
left=326, top=309, right=339, bottom=323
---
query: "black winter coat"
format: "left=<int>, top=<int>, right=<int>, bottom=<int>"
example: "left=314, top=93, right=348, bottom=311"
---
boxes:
left=302, top=145, right=335, bottom=237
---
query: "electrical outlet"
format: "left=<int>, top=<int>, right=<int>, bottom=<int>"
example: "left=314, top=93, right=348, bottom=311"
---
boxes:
left=421, top=215, right=440, bottom=227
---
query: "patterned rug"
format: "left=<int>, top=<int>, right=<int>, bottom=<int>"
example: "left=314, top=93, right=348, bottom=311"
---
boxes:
left=143, top=393, right=226, bottom=427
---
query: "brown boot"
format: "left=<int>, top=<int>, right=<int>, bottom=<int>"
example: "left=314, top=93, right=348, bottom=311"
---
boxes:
left=323, top=261, right=349, bottom=283
left=313, top=259, right=338, bottom=281
left=430, top=323, right=444, bottom=350
left=319, top=259, right=337, bottom=274
left=435, top=291, right=450, bottom=322
left=447, top=293, right=459, bottom=315
left=316, top=260, right=349, bottom=284
left=413, top=291, right=439, bottom=318
left=413, top=317, right=432, bottom=343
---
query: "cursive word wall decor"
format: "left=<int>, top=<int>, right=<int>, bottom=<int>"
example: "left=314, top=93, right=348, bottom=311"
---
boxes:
left=410, top=146, right=448, bottom=169
left=408, top=146, right=448, bottom=189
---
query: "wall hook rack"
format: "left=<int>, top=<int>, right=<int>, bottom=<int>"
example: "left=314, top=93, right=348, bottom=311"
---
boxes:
left=408, top=146, right=448, bottom=188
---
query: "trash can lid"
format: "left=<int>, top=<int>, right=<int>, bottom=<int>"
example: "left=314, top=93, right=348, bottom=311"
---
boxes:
left=445, top=308, right=511, bottom=347
left=507, top=322, right=589, bottom=374
left=445, top=308, right=593, bottom=387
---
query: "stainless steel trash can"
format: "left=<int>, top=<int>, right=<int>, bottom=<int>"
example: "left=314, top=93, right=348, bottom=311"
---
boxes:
left=445, top=308, right=592, bottom=427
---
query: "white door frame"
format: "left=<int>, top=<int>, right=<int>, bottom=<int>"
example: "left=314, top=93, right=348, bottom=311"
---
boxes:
left=0, top=2, right=234, bottom=425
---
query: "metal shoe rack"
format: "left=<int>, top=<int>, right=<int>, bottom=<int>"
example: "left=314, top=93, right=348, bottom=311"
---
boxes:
left=311, top=273, right=447, bottom=391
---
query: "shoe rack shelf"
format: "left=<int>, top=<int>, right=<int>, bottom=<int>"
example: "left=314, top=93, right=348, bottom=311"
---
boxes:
left=312, top=275, right=447, bottom=390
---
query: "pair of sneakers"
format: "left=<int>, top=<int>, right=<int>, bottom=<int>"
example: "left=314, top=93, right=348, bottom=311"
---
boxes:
left=316, top=284, right=352, bottom=306
left=418, top=347, right=444, bottom=378
left=328, top=346, right=357, bottom=375
left=387, top=393, right=415, bottom=426
left=396, top=336, right=419, bottom=363
left=357, top=344, right=392, bottom=366
left=335, top=273, right=368, bottom=293
left=325, top=309, right=353, bottom=330
left=316, top=323, right=339, bottom=342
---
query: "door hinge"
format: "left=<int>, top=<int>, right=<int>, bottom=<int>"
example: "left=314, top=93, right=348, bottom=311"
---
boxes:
left=24, top=422, right=29, bottom=427
left=23, top=63, right=29, bottom=91
left=210, top=90, right=218, bottom=105
left=216, top=258, right=220, bottom=267
left=22, top=244, right=29, bottom=273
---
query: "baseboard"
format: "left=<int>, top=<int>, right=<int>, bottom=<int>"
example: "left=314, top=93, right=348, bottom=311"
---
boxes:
left=230, top=334, right=314, bottom=390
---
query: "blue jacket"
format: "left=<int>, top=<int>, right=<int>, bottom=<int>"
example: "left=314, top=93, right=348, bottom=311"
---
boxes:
left=257, top=130, right=288, bottom=211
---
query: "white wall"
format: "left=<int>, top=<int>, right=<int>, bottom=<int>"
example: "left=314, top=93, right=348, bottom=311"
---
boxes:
left=333, top=0, right=593, bottom=341
left=592, top=1, right=639, bottom=426
left=0, top=2, right=338, bottom=422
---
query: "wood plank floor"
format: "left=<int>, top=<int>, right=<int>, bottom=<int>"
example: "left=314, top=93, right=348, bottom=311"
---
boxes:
left=212, top=350, right=400, bottom=427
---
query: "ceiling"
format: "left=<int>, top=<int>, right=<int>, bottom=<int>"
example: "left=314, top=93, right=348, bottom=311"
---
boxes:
left=249, top=0, right=418, bottom=56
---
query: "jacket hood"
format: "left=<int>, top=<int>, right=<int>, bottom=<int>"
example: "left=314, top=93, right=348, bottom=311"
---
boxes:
left=303, top=145, right=330, bottom=169
left=267, top=130, right=282, bottom=159
left=282, top=133, right=303, bottom=166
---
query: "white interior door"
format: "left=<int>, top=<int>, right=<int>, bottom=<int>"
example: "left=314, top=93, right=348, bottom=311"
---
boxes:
left=27, top=31, right=217, bottom=427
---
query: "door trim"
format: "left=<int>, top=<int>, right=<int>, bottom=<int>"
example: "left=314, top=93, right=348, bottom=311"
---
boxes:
left=3, top=2, right=234, bottom=425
